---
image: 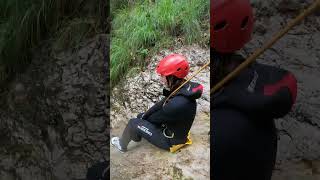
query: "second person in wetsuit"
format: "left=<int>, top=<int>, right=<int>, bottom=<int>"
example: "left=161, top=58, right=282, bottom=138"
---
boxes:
left=211, top=0, right=297, bottom=179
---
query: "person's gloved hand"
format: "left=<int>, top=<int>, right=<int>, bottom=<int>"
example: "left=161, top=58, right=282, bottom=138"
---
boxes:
left=137, top=112, right=145, bottom=119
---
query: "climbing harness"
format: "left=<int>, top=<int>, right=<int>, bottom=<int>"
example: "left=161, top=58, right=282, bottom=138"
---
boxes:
left=169, top=131, right=193, bottom=153
left=162, top=124, right=174, bottom=138
left=210, top=0, right=320, bottom=94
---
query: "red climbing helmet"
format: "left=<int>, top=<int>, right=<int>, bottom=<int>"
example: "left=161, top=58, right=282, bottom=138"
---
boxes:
left=211, top=0, right=254, bottom=53
left=156, top=54, right=189, bottom=78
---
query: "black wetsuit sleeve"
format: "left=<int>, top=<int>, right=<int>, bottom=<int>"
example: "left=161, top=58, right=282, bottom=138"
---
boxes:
left=147, top=96, right=186, bottom=124
left=143, top=98, right=165, bottom=119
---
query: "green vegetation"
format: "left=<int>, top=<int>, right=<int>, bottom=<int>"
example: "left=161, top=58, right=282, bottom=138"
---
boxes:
left=0, top=0, right=107, bottom=85
left=111, top=0, right=209, bottom=87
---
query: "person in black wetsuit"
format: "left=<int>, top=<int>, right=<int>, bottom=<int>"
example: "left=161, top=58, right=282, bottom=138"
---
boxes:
left=211, top=0, right=297, bottom=179
left=111, top=54, right=203, bottom=153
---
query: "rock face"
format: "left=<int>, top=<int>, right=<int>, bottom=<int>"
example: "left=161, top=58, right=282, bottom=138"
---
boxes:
left=110, top=44, right=210, bottom=179
left=245, top=1, right=320, bottom=179
left=0, top=35, right=109, bottom=180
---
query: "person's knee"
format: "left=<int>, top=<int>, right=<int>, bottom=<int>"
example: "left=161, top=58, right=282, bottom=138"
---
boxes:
left=128, top=118, right=140, bottom=128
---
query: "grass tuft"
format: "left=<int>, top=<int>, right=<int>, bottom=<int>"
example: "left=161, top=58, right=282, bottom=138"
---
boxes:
left=110, top=0, right=209, bottom=87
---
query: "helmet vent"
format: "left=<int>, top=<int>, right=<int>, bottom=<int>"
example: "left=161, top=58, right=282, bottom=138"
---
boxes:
left=177, top=68, right=181, bottom=71
left=241, top=16, right=249, bottom=29
left=214, top=20, right=227, bottom=31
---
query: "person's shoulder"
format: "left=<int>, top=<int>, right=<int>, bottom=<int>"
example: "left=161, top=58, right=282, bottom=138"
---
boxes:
left=170, top=95, right=191, bottom=105
left=176, top=81, right=203, bottom=100
left=164, top=95, right=192, bottom=112
left=253, top=62, right=290, bottom=75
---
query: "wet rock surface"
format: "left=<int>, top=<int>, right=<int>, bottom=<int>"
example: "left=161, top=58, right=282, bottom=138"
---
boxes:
left=110, top=44, right=210, bottom=179
left=246, top=1, right=320, bottom=179
left=0, top=35, right=109, bottom=180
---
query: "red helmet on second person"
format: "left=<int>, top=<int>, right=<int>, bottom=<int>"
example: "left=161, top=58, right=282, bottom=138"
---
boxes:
left=156, top=54, right=189, bottom=78
left=211, top=0, right=254, bottom=53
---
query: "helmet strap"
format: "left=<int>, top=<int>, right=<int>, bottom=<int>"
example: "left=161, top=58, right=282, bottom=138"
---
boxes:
left=167, top=76, right=183, bottom=91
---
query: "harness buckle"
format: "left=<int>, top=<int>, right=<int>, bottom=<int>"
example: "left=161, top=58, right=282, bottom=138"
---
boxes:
left=163, top=127, right=174, bottom=138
